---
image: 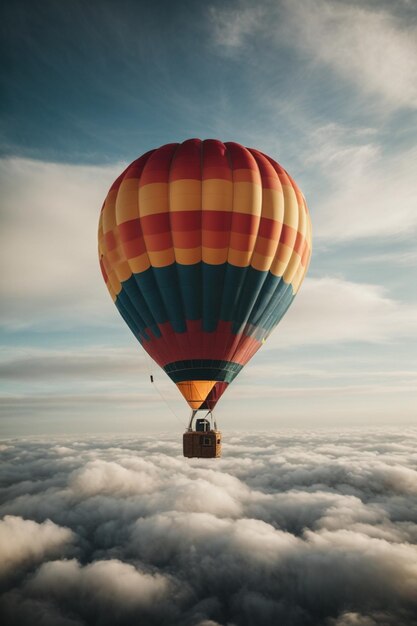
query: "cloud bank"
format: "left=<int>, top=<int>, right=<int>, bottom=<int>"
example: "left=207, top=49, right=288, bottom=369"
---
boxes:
left=1, top=430, right=416, bottom=625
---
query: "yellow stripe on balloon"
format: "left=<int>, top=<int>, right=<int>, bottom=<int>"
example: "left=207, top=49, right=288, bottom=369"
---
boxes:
left=129, top=253, right=151, bottom=274
left=202, top=180, right=233, bottom=212
left=250, top=251, right=275, bottom=272
left=283, top=216, right=307, bottom=285
left=139, top=183, right=169, bottom=217
left=232, top=182, right=262, bottom=215
left=108, top=284, right=117, bottom=302
left=175, top=247, right=201, bottom=264
left=113, top=260, right=132, bottom=283
left=228, top=249, right=253, bottom=267
left=202, top=247, right=229, bottom=265
left=169, top=180, right=202, bottom=212
left=292, top=261, right=307, bottom=293
left=270, top=244, right=293, bottom=276
left=147, top=248, right=175, bottom=267
left=259, top=188, right=285, bottom=221
left=283, top=253, right=302, bottom=285
left=107, top=270, right=122, bottom=295
left=102, top=190, right=118, bottom=233
left=281, top=185, right=299, bottom=229
left=115, top=178, right=140, bottom=224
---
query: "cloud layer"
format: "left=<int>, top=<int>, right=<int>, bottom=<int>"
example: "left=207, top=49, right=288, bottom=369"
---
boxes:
left=1, top=430, right=416, bottom=625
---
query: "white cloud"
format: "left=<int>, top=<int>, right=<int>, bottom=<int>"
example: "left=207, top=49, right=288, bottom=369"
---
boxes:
left=210, top=0, right=417, bottom=110
left=356, top=249, right=417, bottom=267
left=305, top=124, right=417, bottom=241
left=0, top=157, right=121, bottom=328
left=209, top=4, right=267, bottom=49
left=0, top=515, right=73, bottom=575
left=328, top=613, right=379, bottom=626
left=286, top=0, right=417, bottom=110
left=28, top=559, right=171, bottom=610
left=70, top=459, right=159, bottom=497
left=267, top=276, right=417, bottom=348
left=0, top=345, right=147, bottom=380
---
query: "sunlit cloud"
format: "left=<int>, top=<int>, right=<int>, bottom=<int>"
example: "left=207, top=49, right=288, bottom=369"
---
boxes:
left=0, top=515, right=73, bottom=576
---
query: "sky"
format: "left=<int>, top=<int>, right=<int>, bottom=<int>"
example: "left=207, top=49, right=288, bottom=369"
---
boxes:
left=1, top=0, right=417, bottom=435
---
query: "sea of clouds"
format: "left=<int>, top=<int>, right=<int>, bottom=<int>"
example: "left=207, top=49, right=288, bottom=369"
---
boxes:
left=0, top=429, right=416, bottom=626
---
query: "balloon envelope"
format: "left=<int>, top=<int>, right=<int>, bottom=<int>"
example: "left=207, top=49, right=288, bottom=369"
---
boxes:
left=98, top=139, right=312, bottom=410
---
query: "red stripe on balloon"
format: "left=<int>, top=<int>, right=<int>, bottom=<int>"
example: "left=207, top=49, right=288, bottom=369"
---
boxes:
left=170, top=211, right=202, bottom=231
left=202, top=139, right=232, bottom=181
left=225, top=142, right=260, bottom=172
left=139, top=143, right=178, bottom=186
left=141, top=212, right=171, bottom=235
left=170, top=138, right=202, bottom=181
left=142, top=320, right=262, bottom=369
left=202, top=211, right=233, bottom=231
left=258, top=217, right=283, bottom=239
left=279, top=224, right=296, bottom=247
left=118, top=219, right=142, bottom=242
left=248, top=149, right=283, bottom=190
left=231, top=212, right=260, bottom=235
left=104, top=231, right=117, bottom=251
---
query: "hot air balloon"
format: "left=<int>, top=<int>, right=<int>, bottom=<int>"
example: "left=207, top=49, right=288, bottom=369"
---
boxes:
left=98, top=139, right=312, bottom=458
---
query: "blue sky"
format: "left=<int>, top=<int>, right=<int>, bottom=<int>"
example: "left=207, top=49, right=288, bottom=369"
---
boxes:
left=1, top=0, right=416, bottom=434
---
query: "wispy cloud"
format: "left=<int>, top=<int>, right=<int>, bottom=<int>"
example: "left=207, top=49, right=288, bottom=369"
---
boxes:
left=209, top=3, right=267, bottom=49
left=304, top=124, right=417, bottom=240
left=209, top=0, right=417, bottom=110
left=284, top=0, right=417, bottom=110
left=0, top=346, right=147, bottom=381
left=268, top=277, right=417, bottom=347
left=208, top=0, right=417, bottom=243
left=353, top=248, right=417, bottom=267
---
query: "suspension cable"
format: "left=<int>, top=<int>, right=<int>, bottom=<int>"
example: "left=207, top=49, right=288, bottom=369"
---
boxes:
left=142, top=350, right=184, bottom=429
